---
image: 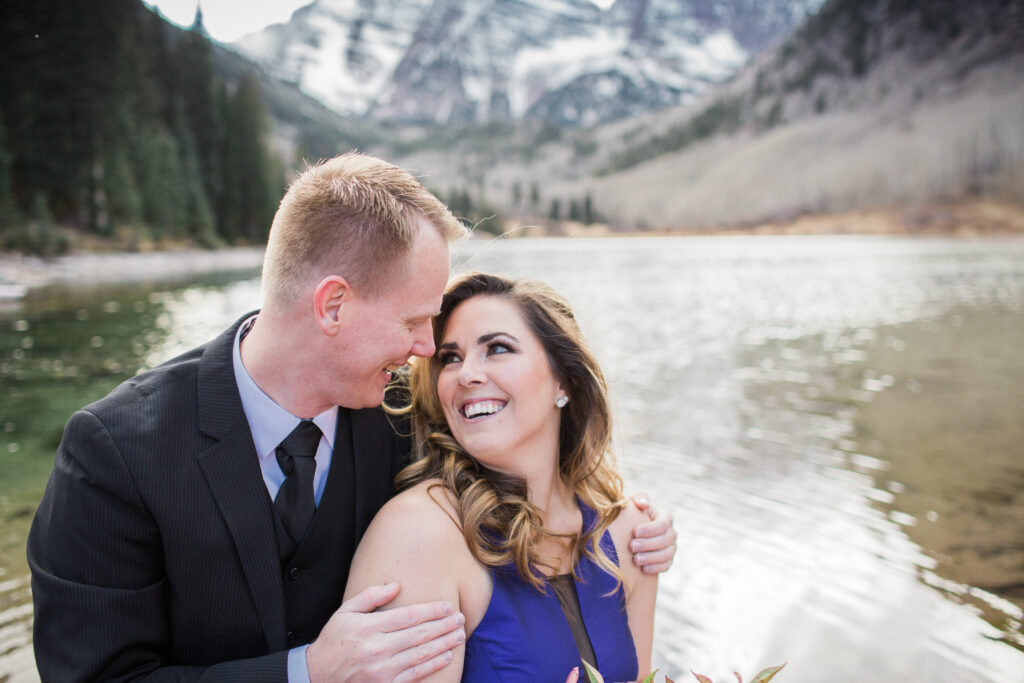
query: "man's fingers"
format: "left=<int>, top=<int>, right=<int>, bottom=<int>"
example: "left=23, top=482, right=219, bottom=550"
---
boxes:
left=341, top=582, right=402, bottom=614
left=632, top=511, right=673, bottom=539
left=633, top=544, right=677, bottom=571
left=392, top=649, right=455, bottom=683
left=630, top=492, right=653, bottom=514
left=629, top=530, right=678, bottom=555
left=377, top=599, right=456, bottom=633
left=387, top=610, right=465, bottom=651
left=390, top=616, right=467, bottom=683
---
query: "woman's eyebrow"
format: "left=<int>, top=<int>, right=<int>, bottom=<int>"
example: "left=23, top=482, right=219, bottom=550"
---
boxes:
left=478, top=332, right=519, bottom=344
left=439, top=332, right=520, bottom=351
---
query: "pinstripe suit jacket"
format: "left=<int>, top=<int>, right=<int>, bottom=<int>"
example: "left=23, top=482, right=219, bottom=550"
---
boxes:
left=27, top=313, right=409, bottom=682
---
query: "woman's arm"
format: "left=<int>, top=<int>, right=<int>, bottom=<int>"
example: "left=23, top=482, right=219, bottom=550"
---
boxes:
left=610, top=503, right=659, bottom=676
left=344, top=480, right=471, bottom=683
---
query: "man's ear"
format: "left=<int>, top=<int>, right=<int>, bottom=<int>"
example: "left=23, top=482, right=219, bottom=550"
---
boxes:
left=313, top=275, right=351, bottom=334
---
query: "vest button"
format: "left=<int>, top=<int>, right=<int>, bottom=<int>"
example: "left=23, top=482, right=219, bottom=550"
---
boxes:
left=286, top=631, right=297, bottom=646
left=288, top=567, right=302, bottom=581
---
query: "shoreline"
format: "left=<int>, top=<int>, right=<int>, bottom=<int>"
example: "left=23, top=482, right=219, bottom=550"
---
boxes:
left=3, top=199, right=1023, bottom=297
left=0, top=247, right=266, bottom=297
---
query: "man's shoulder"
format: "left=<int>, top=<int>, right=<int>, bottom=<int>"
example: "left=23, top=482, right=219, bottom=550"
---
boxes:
left=85, top=343, right=207, bottom=417
left=90, top=313, right=247, bottom=411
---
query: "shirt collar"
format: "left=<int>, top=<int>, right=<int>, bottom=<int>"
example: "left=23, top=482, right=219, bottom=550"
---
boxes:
left=232, top=315, right=337, bottom=461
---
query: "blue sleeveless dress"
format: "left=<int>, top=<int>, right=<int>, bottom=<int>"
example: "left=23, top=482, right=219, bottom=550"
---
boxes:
left=462, top=503, right=638, bottom=682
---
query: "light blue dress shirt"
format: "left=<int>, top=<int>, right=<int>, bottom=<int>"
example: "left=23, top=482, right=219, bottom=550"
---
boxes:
left=233, top=316, right=336, bottom=683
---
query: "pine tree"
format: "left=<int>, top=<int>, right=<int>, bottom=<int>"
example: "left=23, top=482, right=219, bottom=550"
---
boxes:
left=0, top=112, right=19, bottom=229
left=225, top=74, right=278, bottom=241
left=582, top=192, right=594, bottom=225
left=568, top=199, right=581, bottom=222
left=139, top=126, right=187, bottom=238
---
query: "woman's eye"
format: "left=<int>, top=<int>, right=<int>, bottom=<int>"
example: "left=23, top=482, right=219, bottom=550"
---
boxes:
left=487, top=342, right=512, bottom=356
left=438, top=351, right=461, bottom=366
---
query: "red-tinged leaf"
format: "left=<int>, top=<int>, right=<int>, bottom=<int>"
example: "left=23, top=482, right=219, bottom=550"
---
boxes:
left=733, top=673, right=743, bottom=683
left=691, top=671, right=715, bottom=683
left=639, top=670, right=660, bottom=683
left=749, top=663, right=787, bottom=683
left=666, top=677, right=677, bottom=683
left=583, top=660, right=605, bottom=683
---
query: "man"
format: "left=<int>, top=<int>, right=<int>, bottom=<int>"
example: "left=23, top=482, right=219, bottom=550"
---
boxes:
left=28, top=154, right=676, bottom=682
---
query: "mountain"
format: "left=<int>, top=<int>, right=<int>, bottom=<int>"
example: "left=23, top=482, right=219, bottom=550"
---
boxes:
left=233, top=0, right=824, bottom=126
left=378, top=0, right=1024, bottom=232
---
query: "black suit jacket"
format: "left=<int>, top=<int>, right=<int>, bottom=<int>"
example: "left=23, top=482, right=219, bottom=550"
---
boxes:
left=27, top=313, right=409, bottom=682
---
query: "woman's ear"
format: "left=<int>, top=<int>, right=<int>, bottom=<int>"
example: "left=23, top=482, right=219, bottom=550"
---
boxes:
left=313, top=275, right=351, bottom=333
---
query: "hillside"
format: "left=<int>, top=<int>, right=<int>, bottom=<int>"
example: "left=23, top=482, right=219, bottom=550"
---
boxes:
left=381, top=0, right=1024, bottom=232
left=234, top=0, right=822, bottom=127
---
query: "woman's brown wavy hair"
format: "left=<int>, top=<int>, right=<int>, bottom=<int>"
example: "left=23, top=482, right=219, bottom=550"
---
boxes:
left=392, top=272, right=626, bottom=591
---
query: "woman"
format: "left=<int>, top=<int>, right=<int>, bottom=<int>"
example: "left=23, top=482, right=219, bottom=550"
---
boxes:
left=345, top=273, right=657, bottom=681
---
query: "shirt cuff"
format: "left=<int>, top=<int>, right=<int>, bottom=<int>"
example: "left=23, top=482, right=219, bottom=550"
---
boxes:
left=287, top=644, right=311, bottom=683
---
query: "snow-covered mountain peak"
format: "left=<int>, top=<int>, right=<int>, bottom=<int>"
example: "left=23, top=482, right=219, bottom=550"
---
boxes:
left=233, top=0, right=823, bottom=125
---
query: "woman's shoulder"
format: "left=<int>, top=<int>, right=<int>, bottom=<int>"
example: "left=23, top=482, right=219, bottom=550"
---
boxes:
left=371, top=478, right=462, bottom=543
left=607, top=498, right=649, bottom=548
left=606, top=499, right=654, bottom=589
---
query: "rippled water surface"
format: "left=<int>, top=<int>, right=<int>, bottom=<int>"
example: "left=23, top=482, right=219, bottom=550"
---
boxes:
left=2, top=236, right=1023, bottom=682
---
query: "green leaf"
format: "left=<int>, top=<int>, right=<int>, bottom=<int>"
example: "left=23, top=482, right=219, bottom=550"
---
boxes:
left=583, top=661, right=605, bottom=683
left=639, top=670, right=660, bottom=683
left=749, top=663, right=787, bottom=683
left=691, top=672, right=715, bottom=683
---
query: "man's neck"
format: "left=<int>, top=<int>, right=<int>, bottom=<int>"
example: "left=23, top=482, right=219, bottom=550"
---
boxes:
left=240, top=312, right=331, bottom=418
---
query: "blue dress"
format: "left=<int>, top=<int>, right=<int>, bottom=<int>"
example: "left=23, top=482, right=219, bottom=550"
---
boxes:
left=462, top=502, right=639, bottom=682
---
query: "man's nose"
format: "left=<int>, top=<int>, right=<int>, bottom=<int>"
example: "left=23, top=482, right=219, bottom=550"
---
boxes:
left=410, top=321, right=436, bottom=358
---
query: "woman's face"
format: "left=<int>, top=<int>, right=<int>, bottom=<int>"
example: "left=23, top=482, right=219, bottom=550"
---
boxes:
left=435, top=295, right=566, bottom=474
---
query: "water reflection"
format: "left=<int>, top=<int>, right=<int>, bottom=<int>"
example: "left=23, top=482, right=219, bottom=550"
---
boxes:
left=0, top=275, right=264, bottom=682
left=2, top=236, right=1023, bottom=682
left=457, top=235, right=1024, bottom=682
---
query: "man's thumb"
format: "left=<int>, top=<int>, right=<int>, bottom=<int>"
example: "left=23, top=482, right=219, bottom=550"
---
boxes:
left=341, top=582, right=400, bottom=614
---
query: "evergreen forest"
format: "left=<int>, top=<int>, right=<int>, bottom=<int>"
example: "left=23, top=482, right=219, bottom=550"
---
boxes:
left=0, top=0, right=284, bottom=255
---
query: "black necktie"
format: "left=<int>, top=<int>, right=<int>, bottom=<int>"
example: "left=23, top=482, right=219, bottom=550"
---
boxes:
left=274, top=420, right=322, bottom=547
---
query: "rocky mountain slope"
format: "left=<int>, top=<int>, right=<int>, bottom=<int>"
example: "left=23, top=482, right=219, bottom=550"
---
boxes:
left=382, top=0, right=1024, bottom=231
left=233, top=0, right=823, bottom=126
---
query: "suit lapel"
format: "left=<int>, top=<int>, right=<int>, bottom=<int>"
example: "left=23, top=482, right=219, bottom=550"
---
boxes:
left=195, top=314, right=287, bottom=651
left=350, top=408, right=395, bottom=544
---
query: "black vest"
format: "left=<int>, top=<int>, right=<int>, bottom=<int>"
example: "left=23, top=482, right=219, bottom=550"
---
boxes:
left=274, top=408, right=358, bottom=648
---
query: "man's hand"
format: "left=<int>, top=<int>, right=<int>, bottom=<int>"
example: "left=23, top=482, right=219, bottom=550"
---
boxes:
left=307, top=582, right=466, bottom=683
left=628, top=493, right=677, bottom=574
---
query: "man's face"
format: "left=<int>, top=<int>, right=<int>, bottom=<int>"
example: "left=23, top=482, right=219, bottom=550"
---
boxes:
left=331, top=219, right=450, bottom=409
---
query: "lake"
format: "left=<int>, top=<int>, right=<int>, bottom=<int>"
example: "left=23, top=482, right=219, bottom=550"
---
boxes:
left=2, top=235, right=1023, bottom=682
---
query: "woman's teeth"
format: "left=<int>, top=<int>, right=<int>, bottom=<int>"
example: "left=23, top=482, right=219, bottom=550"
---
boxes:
left=463, top=400, right=506, bottom=419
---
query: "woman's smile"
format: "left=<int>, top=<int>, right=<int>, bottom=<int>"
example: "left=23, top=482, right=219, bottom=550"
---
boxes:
left=460, top=398, right=508, bottom=419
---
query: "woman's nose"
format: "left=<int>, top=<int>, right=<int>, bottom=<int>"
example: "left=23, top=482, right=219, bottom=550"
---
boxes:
left=457, top=355, right=485, bottom=386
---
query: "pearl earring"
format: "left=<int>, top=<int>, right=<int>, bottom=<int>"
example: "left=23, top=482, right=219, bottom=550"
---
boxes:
left=555, top=395, right=569, bottom=408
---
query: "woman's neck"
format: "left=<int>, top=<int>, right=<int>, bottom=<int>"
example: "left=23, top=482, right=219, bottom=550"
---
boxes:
left=527, top=464, right=579, bottom=534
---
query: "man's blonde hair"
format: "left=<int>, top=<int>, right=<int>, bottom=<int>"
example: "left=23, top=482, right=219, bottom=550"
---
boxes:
left=262, top=153, right=466, bottom=305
